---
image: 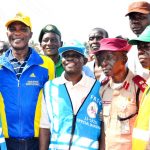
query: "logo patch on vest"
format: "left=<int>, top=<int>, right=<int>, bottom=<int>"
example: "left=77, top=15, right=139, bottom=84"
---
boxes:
left=87, top=102, right=98, bottom=118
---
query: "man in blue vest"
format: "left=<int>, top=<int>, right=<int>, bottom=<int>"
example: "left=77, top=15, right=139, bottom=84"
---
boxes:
left=39, top=40, right=103, bottom=150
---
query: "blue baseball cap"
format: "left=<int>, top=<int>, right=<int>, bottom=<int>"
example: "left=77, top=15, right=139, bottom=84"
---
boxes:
left=58, top=40, right=87, bottom=57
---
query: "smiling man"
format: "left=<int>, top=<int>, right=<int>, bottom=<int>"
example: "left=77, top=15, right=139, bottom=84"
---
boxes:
left=0, top=12, right=55, bottom=150
left=39, top=40, right=103, bottom=150
left=39, top=24, right=64, bottom=77
left=86, top=28, right=109, bottom=81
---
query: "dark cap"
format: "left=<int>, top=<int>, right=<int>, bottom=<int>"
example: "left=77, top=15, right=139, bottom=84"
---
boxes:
left=93, top=38, right=132, bottom=54
left=125, top=1, right=150, bottom=16
left=39, top=24, right=61, bottom=43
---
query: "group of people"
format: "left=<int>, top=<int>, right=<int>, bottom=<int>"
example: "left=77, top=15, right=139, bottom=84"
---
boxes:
left=0, top=1, right=150, bottom=150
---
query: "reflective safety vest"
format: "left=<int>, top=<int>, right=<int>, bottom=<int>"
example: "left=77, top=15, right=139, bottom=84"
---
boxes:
left=132, top=86, right=150, bottom=150
left=44, top=79, right=102, bottom=150
left=0, top=127, right=7, bottom=150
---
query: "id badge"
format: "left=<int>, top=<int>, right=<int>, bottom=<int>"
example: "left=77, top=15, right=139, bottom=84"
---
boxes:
left=120, top=120, right=130, bottom=134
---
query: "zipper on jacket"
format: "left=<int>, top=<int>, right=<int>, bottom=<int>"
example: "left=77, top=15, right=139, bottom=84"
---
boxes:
left=68, top=114, right=77, bottom=150
left=18, top=80, right=20, bottom=87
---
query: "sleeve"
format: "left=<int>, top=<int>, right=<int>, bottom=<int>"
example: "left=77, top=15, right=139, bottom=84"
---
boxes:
left=40, top=94, right=51, bottom=129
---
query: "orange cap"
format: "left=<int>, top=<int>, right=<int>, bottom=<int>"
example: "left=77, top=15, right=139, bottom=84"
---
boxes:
left=125, top=1, right=150, bottom=16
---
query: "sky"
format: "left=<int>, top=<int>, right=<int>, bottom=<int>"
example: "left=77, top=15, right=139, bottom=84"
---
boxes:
left=0, top=0, right=148, bottom=44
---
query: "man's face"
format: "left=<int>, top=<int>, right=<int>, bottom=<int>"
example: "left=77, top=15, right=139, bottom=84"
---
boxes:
left=88, top=30, right=106, bottom=51
left=62, top=50, right=87, bottom=75
left=40, top=32, right=62, bottom=57
left=129, top=13, right=150, bottom=36
left=137, top=41, right=150, bottom=69
left=6, top=21, right=32, bottom=50
left=96, top=51, right=127, bottom=77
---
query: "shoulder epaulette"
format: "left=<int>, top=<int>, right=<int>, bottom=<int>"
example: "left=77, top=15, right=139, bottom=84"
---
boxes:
left=132, top=75, right=148, bottom=92
left=101, top=76, right=110, bottom=86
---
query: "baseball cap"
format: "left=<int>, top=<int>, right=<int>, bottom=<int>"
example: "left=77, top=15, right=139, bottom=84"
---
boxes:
left=58, top=40, right=87, bottom=57
left=129, top=25, right=150, bottom=45
left=94, top=38, right=132, bottom=54
left=125, top=1, right=150, bottom=16
left=39, top=24, right=61, bottom=43
left=5, top=12, right=32, bottom=30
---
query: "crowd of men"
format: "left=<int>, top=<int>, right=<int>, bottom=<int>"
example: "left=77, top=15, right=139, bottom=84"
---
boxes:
left=0, top=1, right=150, bottom=150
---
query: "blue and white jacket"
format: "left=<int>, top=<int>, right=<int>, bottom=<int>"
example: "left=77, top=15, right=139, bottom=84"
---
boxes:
left=0, top=47, right=55, bottom=139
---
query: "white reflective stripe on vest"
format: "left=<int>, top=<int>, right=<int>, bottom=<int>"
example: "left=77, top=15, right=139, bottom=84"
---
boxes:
left=0, top=138, right=5, bottom=143
left=50, top=143, right=98, bottom=150
left=133, top=128, right=150, bottom=141
left=50, top=133, right=98, bottom=149
left=50, top=144, right=87, bottom=150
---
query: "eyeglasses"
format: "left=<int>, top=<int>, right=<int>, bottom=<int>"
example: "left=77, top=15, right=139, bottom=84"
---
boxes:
left=62, top=53, right=83, bottom=59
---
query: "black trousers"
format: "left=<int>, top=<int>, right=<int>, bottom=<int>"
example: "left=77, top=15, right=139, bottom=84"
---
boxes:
left=5, top=137, right=39, bottom=150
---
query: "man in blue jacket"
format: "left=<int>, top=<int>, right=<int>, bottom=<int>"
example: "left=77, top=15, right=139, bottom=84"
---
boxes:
left=0, top=12, right=55, bottom=150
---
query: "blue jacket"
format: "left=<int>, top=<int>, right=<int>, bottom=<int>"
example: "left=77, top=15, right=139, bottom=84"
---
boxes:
left=0, top=48, right=55, bottom=138
left=44, top=79, right=102, bottom=150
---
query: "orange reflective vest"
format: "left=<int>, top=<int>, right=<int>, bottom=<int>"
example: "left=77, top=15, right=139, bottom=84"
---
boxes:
left=132, top=86, right=150, bottom=150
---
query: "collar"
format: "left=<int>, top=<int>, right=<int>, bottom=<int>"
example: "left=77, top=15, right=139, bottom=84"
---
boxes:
left=60, top=71, right=89, bottom=87
left=8, top=48, right=31, bottom=62
left=55, top=56, right=62, bottom=68
left=109, top=70, right=134, bottom=90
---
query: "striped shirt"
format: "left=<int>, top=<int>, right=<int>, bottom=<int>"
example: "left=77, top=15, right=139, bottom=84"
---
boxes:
left=8, top=50, right=31, bottom=79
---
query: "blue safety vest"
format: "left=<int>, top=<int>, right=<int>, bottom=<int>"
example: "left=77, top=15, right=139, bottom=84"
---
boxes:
left=44, top=79, right=102, bottom=150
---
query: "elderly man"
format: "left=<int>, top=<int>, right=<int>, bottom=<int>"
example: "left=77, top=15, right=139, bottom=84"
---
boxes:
left=86, top=27, right=109, bottom=81
left=0, top=12, right=55, bottom=150
left=129, top=25, right=150, bottom=150
left=126, top=1, right=150, bottom=79
left=39, top=40, right=102, bottom=150
left=94, top=38, right=146, bottom=150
